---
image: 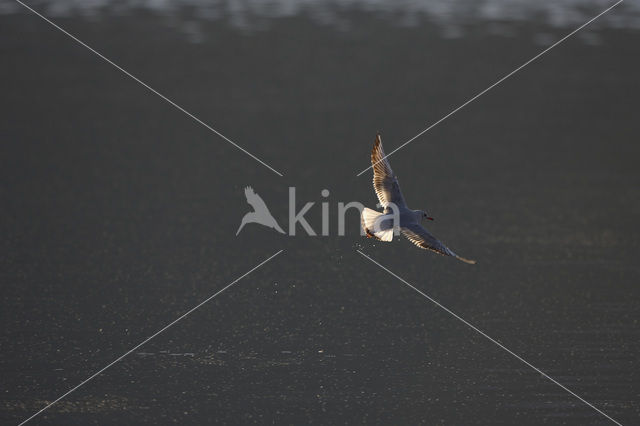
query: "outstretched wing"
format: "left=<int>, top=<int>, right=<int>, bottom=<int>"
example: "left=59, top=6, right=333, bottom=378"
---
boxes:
left=371, top=134, right=407, bottom=209
left=244, top=186, right=269, bottom=212
left=401, top=223, right=476, bottom=264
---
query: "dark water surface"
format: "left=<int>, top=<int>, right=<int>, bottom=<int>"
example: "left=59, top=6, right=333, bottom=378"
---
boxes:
left=2, top=1, right=639, bottom=424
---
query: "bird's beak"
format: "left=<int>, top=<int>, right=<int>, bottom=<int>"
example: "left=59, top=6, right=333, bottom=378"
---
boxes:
left=426, top=217, right=434, bottom=221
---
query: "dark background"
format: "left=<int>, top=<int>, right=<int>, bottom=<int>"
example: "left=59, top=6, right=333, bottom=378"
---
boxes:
left=1, top=1, right=639, bottom=424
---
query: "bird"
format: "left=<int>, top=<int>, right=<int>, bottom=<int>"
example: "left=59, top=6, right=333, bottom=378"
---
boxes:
left=236, top=186, right=285, bottom=235
left=361, top=133, right=476, bottom=264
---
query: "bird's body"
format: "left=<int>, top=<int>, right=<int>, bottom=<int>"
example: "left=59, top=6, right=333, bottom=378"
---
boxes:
left=361, top=134, right=476, bottom=264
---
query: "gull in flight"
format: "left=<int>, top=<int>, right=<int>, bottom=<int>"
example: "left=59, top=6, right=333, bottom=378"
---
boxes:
left=361, top=134, right=476, bottom=264
left=236, top=186, right=285, bottom=235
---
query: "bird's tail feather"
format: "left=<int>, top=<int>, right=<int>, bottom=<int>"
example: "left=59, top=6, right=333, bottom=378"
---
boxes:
left=361, top=208, right=394, bottom=242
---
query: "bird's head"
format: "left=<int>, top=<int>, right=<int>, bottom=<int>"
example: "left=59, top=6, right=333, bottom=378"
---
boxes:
left=421, top=210, right=434, bottom=222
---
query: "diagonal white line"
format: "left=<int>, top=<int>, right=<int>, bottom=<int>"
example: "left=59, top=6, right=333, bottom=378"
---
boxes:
left=14, top=0, right=284, bottom=177
left=356, top=250, right=623, bottom=426
left=356, top=0, right=624, bottom=177
left=18, top=249, right=284, bottom=426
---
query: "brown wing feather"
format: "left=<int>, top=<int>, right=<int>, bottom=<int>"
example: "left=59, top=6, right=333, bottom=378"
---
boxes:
left=401, top=223, right=476, bottom=264
left=371, top=134, right=407, bottom=209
